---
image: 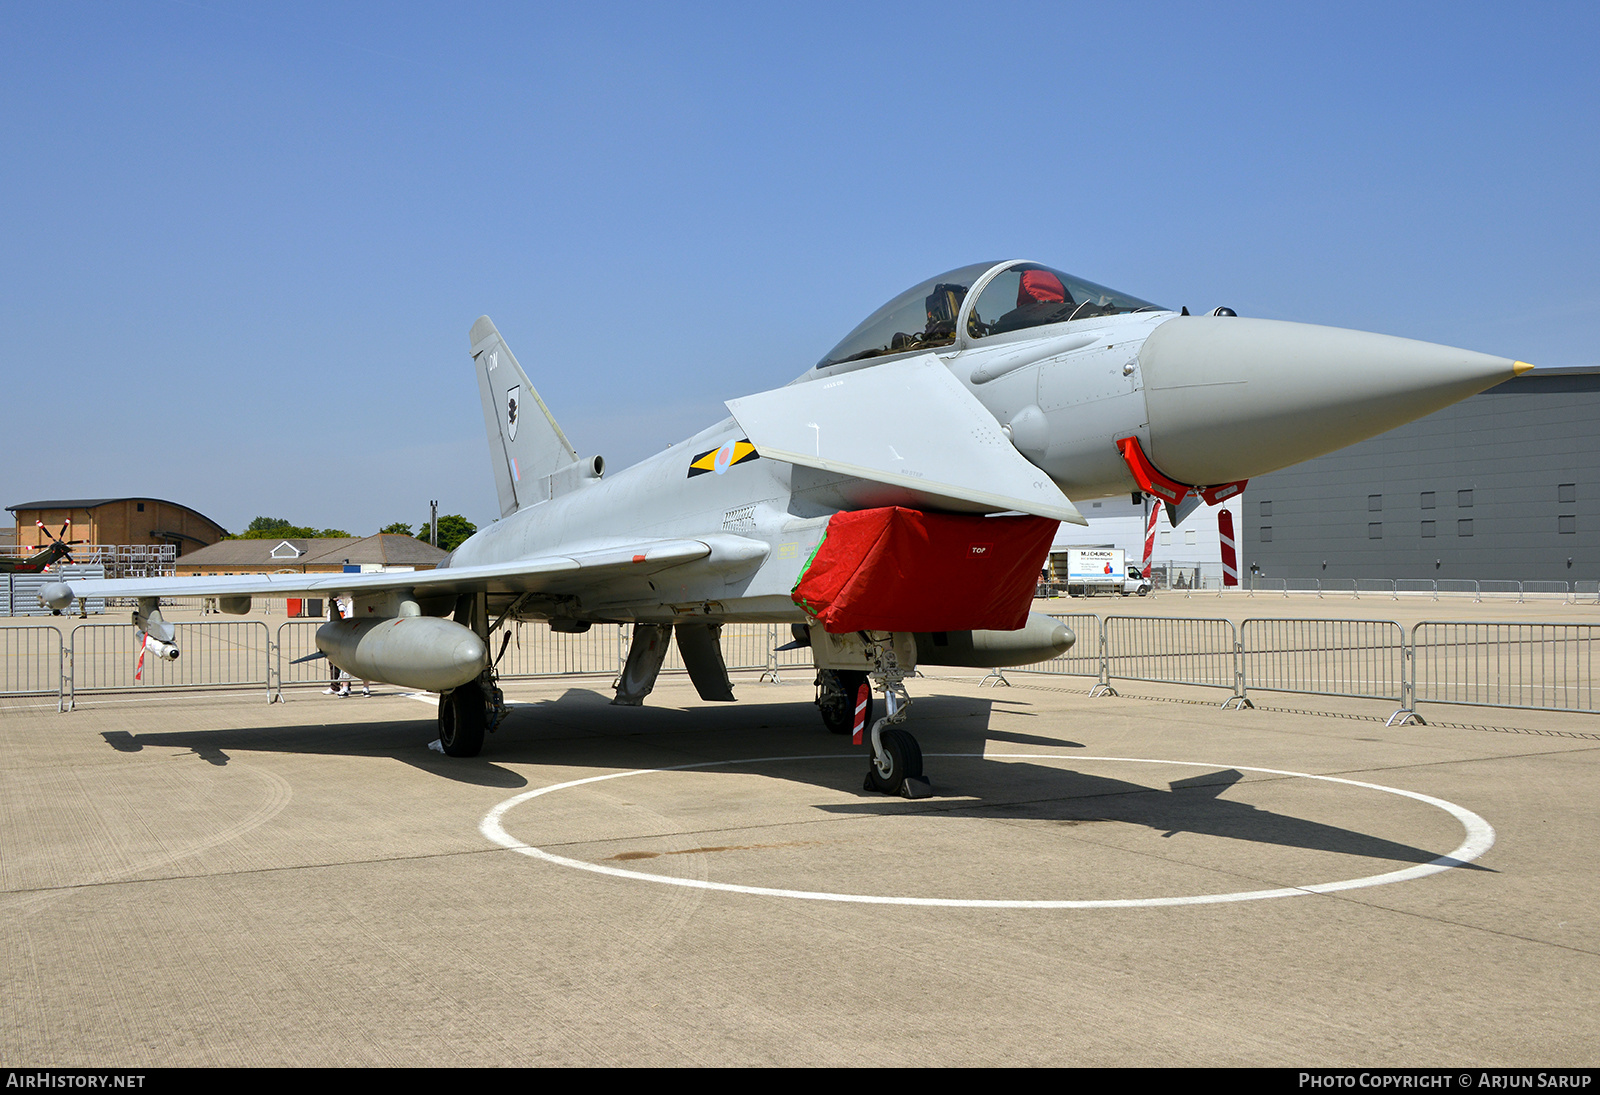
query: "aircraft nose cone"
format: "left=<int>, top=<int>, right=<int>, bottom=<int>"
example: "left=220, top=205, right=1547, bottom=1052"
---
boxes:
left=1051, top=623, right=1076, bottom=655
left=1137, top=316, right=1529, bottom=486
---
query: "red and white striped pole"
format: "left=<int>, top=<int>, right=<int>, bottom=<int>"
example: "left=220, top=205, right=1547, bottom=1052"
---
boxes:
left=851, top=679, right=871, bottom=745
left=1142, top=498, right=1159, bottom=574
left=1219, top=508, right=1239, bottom=587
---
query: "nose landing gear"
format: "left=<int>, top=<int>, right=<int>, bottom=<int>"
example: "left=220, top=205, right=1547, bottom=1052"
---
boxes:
left=859, top=638, right=932, bottom=799
left=811, top=629, right=932, bottom=798
left=865, top=726, right=925, bottom=796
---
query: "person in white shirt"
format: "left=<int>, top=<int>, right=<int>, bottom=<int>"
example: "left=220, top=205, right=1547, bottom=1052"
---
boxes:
left=322, top=594, right=371, bottom=697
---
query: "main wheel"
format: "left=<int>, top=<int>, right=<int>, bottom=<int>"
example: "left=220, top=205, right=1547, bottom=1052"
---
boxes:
left=439, top=685, right=485, bottom=757
left=864, top=726, right=923, bottom=795
left=816, top=670, right=871, bottom=735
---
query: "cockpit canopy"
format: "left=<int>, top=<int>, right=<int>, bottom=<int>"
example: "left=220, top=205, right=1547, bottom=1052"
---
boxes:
left=816, top=260, right=1164, bottom=368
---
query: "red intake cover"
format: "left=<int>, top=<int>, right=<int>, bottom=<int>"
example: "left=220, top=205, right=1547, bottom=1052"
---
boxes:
left=791, top=507, right=1058, bottom=634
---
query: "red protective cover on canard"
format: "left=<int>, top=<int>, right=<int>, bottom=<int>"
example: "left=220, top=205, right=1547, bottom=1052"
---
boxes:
left=791, top=507, right=1059, bottom=634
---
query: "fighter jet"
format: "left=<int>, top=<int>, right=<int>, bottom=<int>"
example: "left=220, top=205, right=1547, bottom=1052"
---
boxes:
left=39, top=259, right=1530, bottom=796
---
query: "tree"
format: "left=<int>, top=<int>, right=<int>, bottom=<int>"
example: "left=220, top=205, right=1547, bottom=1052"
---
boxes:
left=417, top=514, right=477, bottom=552
left=224, top=517, right=353, bottom=540
left=380, top=522, right=413, bottom=536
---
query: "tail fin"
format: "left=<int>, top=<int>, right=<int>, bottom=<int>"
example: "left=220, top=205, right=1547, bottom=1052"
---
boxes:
left=470, top=316, right=580, bottom=517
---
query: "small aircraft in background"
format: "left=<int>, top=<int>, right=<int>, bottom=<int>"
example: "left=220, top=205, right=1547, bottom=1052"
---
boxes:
left=41, top=259, right=1530, bottom=796
left=2, top=522, right=80, bottom=575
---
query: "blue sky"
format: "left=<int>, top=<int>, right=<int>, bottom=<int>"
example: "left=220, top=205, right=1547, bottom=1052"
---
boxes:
left=3, top=2, right=1596, bottom=536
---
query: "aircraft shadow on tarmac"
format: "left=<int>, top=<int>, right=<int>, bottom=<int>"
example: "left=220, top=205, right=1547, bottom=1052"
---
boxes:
left=813, top=764, right=1489, bottom=869
left=97, top=686, right=1485, bottom=870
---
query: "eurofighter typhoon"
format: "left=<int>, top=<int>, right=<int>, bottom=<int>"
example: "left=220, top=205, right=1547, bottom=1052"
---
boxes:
left=41, top=260, right=1531, bottom=796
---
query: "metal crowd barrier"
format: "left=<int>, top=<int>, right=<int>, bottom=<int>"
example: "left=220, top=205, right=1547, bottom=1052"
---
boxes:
left=1224, top=578, right=1592, bottom=604
left=5, top=611, right=1597, bottom=727
left=1245, top=577, right=1290, bottom=597
left=0, top=625, right=66, bottom=711
left=1402, top=621, right=1598, bottom=719
left=66, top=621, right=271, bottom=709
left=1022, top=614, right=1596, bottom=723
left=771, top=624, right=817, bottom=681
left=495, top=620, right=624, bottom=681
left=273, top=620, right=330, bottom=694
left=1103, top=616, right=1246, bottom=705
left=1241, top=618, right=1404, bottom=702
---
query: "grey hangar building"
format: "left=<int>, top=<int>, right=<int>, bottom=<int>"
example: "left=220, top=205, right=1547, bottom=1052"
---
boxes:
left=1240, top=367, right=1599, bottom=584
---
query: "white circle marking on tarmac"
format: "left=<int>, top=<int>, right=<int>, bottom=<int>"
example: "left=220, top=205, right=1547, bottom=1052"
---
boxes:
left=479, top=754, right=1496, bottom=909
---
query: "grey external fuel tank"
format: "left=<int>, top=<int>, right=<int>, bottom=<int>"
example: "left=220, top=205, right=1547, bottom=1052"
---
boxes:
left=315, top=616, right=488, bottom=692
left=913, top=611, right=1075, bottom=669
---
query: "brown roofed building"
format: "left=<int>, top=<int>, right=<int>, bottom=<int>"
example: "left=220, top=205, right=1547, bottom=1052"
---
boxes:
left=176, top=533, right=448, bottom=576
left=8, top=498, right=225, bottom=557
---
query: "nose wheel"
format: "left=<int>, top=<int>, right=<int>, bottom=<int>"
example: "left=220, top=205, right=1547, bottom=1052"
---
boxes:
left=859, top=639, right=932, bottom=799
left=863, top=723, right=927, bottom=797
left=814, top=633, right=933, bottom=798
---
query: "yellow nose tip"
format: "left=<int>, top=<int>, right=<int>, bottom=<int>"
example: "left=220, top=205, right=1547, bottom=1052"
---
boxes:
left=1513, top=360, right=1535, bottom=375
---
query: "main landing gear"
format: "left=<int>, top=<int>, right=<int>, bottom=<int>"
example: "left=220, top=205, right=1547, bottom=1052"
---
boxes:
left=437, top=672, right=507, bottom=758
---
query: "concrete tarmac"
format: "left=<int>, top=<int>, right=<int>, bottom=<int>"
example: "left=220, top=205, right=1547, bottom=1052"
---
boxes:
left=1, top=669, right=1596, bottom=1066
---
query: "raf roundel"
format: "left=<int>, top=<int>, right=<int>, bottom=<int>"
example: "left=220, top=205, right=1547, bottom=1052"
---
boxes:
left=687, top=438, right=759, bottom=478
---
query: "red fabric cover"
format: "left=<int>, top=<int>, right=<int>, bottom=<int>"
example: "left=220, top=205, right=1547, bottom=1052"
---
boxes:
left=791, top=507, right=1059, bottom=634
left=1017, top=269, right=1067, bottom=307
left=1115, top=434, right=1189, bottom=506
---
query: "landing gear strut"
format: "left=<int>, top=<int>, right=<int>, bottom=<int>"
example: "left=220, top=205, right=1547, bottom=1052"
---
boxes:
left=810, top=629, right=932, bottom=798
left=858, top=636, right=931, bottom=799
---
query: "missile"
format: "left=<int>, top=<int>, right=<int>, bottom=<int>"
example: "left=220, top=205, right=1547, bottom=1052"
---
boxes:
left=914, top=611, right=1075, bottom=669
left=315, top=615, right=488, bottom=692
left=142, top=632, right=180, bottom=661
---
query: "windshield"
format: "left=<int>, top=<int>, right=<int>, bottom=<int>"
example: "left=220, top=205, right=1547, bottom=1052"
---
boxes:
left=966, top=263, right=1163, bottom=338
left=817, top=262, right=998, bottom=368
